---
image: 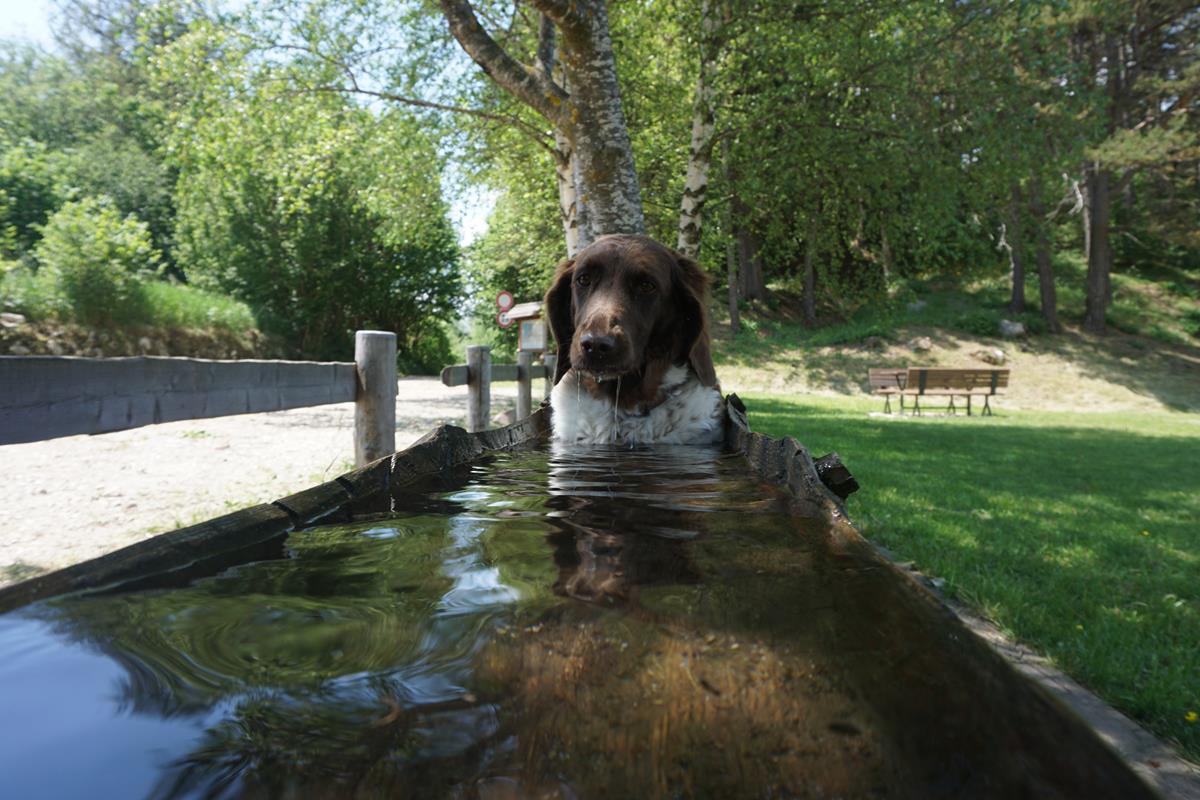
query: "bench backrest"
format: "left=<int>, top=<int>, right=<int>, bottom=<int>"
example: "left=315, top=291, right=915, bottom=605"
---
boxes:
left=868, top=368, right=907, bottom=391
left=906, top=368, right=1009, bottom=393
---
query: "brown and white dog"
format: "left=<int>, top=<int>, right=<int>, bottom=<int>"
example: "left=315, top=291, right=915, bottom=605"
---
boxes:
left=545, top=234, right=724, bottom=445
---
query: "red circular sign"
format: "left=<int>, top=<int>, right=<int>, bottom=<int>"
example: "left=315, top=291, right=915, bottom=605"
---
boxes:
left=496, top=311, right=515, bottom=329
left=496, top=291, right=515, bottom=311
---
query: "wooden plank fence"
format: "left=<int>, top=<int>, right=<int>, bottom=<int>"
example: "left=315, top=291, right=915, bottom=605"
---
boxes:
left=0, top=330, right=397, bottom=466
left=441, top=345, right=556, bottom=432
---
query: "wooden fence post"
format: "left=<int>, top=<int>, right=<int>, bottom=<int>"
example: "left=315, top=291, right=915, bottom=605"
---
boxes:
left=466, top=344, right=491, bottom=432
left=543, top=354, right=557, bottom=400
left=516, top=351, right=533, bottom=420
left=354, top=330, right=396, bottom=467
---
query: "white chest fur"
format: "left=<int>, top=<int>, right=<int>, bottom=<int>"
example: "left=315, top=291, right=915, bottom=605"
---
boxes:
left=550, top=364, right=725, bottom=445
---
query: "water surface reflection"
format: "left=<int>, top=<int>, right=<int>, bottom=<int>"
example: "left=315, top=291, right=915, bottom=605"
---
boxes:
left=0, top=444, right=1150, bottom=799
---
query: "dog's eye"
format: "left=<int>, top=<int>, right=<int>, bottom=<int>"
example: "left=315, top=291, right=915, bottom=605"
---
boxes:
left=637, top=279, right=656, bottom=294
left=575, top=273, right=591, bottom=287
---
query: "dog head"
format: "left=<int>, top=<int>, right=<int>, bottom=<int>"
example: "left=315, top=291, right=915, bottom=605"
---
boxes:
left=543, top=234, right=717, bottom=388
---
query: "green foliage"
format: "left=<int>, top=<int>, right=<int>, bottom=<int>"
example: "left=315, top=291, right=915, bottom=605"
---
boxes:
left=1, top=255, right=257, bottom=332
left=1, top=0, right=1195, bottom=354
left=0, top=139, right=66, bottom=257
left=33, top=196, right=160, bottom=324
left=804, top=316, right=894, bottom=348
left=158, top=24, right=461, bottom=362
left=0, top=258, right=59, bottom=318
left=396, top=321, right=453, bottom=375
left=746, top=395, right=1200, bottom=760
left=0, top=34, right=180, bottom=263
left=463, top=185, right=565, bottom=356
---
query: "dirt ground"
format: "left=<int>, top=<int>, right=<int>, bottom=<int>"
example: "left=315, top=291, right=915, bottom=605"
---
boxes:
left=0, top=377, right=520, bottom=588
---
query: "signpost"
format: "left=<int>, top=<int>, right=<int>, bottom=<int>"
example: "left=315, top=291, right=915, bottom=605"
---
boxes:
left=495, top=293, right=546, bottom=351
left=519, top=318, right=546, bottom=351
left=496, top=291, right=517, bottom=329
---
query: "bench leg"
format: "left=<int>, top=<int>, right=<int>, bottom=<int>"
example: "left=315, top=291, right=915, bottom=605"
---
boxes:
left=983, top=395, right=993, bottom=416
left=883, top=395, right=892, bottom=414
left=948, top=395, right=957, bottom=415
left=967, top=395, right=973, bottom=416
left=914, top=396, right=921, bottom=416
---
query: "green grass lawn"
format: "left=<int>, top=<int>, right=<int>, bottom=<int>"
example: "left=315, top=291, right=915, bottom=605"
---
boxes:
left=744, top=393, right=1200, bottom=759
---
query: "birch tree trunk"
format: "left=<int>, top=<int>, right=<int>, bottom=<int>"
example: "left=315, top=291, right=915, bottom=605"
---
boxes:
left=676, top=0, right=721, bottom=259
left=440, top=0, right=644, bottom=244
left=553, top=132, right=584, bottom=256
left=537, top=19, right=587, bottom=256
left=554, top=1, right=643, bottom=236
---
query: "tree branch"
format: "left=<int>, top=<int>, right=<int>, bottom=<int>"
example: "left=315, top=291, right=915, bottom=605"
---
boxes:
left=260, top=39, right=557, bottom=152
left=288, top=81, right=556, bottom=155
left=537, top=12, right=556, bottom=79
left=438, top=0, right=569, bottom=126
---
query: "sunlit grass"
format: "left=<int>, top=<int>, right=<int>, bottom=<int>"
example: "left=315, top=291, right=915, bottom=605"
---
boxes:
left=136, top=280, right=256, bottom=331
left=743, top=393, right=1200, bottom=759
left=1, top=262, right=256, bottom=332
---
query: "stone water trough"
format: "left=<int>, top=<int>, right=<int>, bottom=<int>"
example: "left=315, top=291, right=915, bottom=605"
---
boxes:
left=0, top=398, right=1161, bottom=799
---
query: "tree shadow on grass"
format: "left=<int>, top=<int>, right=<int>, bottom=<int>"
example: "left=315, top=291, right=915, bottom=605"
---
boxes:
left=1019, top=329, right=1200, bottom=412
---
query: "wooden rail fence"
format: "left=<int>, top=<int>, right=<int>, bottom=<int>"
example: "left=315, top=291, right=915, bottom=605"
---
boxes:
left=440, top=345, right=556, bottom=432
left=0, top=330, right=397, bottom=466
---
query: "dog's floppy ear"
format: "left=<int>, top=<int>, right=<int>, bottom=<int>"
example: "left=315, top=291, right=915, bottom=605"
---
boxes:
left=672, top=250, right=719, bottom=388
left=544, top=257, right=576, bottom=384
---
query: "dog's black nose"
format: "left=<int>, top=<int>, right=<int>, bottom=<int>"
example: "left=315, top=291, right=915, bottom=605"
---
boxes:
left=580, top=332, right=616, bottom=358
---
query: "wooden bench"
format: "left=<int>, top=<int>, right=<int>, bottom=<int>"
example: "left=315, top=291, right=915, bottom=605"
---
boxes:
left=868, top=368, right=908, bottom=414
left=868, top=367, right=1009, bottom=416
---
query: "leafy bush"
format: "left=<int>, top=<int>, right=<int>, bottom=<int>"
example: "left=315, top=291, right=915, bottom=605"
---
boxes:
left=167, top=54, right=461, bottom=362
left=396, top=322, right=454, bottom=376
left=0, top=259, right=57, bottom=319
left=1017, top=312, right=1048, bottom=336
left=952, top=309, right=1002, bottom=336
left=806, top=316, right=893, bottom=347
left=0, top=139, right=65, bottom=256
left=33, top=196, right=160, bottom=324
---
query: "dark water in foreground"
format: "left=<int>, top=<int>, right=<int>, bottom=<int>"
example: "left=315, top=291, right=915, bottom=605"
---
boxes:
left=0, top=445, right=1142, bottom=799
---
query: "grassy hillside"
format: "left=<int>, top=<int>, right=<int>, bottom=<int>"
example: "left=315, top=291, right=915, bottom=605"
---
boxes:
left=0, top=260, right=282, bottom=358
left=713, top=256, right=1200, bottom=413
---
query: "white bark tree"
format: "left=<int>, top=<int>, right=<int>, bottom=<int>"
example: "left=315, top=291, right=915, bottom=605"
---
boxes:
left=440, top=0, right=645, bottom=253
left=676, top=0, right=722, bottom=259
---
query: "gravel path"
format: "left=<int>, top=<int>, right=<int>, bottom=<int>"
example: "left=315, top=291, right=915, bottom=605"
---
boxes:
left=0, top=377, right=519, bottom=588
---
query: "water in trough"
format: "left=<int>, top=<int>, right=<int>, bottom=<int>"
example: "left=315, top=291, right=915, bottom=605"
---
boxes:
left=0, top=444, right=1149, bottom=799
